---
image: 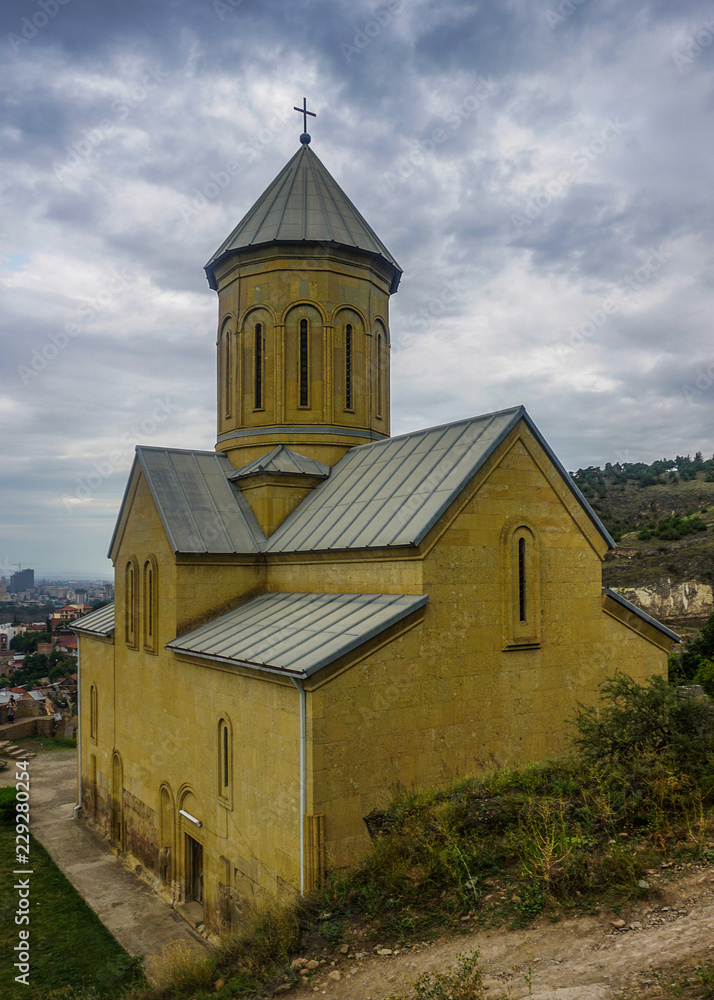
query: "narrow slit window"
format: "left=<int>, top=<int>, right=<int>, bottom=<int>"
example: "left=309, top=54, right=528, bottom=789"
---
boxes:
left=128, top=566, right=135, bottom=636
left=299, top=319, right=309, bottom=407
left=147, top=567, right=153, bottom=637
left=502, top=522, right=540, bottom=648
left=223, top=725, right=229, bottom=789
left=125, top=559, right=138, bottom=647
left=224, top=333, right=231, bottom=417
left=345, top=324, right=353, bottom=410
left=254, top=323, right=262, bottom=409
left=376, top=333, right=382, bottom=417
left=143, top=557, right=158, bottom=654
left=90, top=684, right=98, bottom=743
left=218, top=718, right=232, bottom=806
left=518, top=536, right=526, bottom=622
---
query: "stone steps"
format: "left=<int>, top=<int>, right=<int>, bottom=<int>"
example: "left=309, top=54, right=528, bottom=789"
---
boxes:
left=0, top=743, right=36, bottom=760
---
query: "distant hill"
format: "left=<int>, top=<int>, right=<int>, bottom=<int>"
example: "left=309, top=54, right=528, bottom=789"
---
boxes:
left=570, top=456, right=714, bottom=631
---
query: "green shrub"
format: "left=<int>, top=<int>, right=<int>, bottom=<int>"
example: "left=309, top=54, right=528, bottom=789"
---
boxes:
left=572, top=672, right=714, bottom=773
left=394, top=951, right=486, bottom=1000
left=696, top=962, right=714, bottom=997
left=680, top=610, right=714, bottom=681
left=694, top=659, right=714, bottom=698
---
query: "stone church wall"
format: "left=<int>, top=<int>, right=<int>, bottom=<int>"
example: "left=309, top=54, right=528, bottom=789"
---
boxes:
left=307, top=426, right=670, bottom=874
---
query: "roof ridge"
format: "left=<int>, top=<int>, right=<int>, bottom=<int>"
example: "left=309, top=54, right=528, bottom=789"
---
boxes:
left=135, top=444, right=227, bottom=458
left=338, top=405, right=526, bottom=459
left=272, top=150, right=302, bottom=238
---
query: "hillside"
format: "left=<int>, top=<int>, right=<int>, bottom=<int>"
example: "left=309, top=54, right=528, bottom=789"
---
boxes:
left=570, top=460, right=714, bottom=631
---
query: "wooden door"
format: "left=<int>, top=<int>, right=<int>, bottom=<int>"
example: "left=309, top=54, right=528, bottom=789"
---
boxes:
left=185, top=834, right=203, bottom=904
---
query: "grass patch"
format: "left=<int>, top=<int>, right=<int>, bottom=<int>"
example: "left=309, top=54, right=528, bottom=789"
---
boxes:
left=8, top=734, right=77, bottom=754
left=387, top=950, right=492, bottom=1000
left=126, top=907, right=302, bottom=1000
left=0, top=804, right=144, bottom=999
left=615, top=958, right=714, bottom=999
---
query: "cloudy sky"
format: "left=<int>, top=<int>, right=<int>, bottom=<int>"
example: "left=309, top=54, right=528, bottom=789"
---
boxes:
left=1, top=0, right=713, bottom=579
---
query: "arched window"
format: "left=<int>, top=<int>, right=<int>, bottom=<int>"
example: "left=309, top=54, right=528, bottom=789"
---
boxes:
left=345, top=324, right=353, bottom=411
left=224, top=331, right=232, bottom=418
left=254, top=323, right=263, bottom=410
left=376, top=332, right=383, bottom=417
left=143, top=556, right=158, bottom=654
left=501, top=522, right=541, bottom=648
left=125, top=558, right=138, bottom=648
left=217, top=717, right=233, bottom=807
left=89, top=684, right=98, bottom=744
left=518, top=536, right=527, bottom=622
left=299, top=319, right=309, bottom=407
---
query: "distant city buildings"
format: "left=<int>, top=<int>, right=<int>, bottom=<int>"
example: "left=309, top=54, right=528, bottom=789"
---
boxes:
left=50, top=604, right=92, bottom=628
left=10, top=568, right=34, bottom=592
left=0, top=624, right=14, bottom=652
left=0, top=575, right=113, bottom=606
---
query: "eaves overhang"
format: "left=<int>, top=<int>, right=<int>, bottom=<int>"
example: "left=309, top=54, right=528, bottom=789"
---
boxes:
left=603, top=588, right=682, bottom=643
left=165, top=592, right=428, bottom=679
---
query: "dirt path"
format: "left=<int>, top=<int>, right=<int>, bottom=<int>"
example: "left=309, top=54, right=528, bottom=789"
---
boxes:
left=290, top=862, right=714, bottom=1000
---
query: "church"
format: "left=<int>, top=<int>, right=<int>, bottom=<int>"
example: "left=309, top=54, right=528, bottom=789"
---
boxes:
left=75, top=110, right=678, bottom=933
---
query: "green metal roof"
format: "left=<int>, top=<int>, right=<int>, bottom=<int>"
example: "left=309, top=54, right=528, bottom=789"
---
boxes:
left=603, top=588, right=681, bottom=643
left=166, top=592, right=427, bottom=678
left=108, top=447, right=265, bottom=557
left=109, top=408, right=615, bottom=559
left=73, top=602, right=115, bottom=637
left=204, top=145, right=402, bottom=291
left=228, top=445, right=330, bottom=482
left=264, top=406, right=616, bottom=553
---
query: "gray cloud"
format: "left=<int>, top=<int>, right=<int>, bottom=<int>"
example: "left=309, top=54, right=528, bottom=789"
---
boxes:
left=2, top=0, right=714, bottom=575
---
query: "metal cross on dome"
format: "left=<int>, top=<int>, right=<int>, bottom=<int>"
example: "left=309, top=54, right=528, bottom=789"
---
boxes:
left=294, top=97, right=316, bottom=144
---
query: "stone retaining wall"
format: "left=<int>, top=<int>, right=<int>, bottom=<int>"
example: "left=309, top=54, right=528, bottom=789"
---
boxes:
left=0, top=717, right=54, bottom=740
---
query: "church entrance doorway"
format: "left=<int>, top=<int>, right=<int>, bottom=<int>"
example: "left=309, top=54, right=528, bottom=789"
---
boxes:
left=185, top=833, right=203, bottom=905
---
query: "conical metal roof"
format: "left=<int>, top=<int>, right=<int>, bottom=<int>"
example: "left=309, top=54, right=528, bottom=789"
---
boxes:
left=205, top=145, right=402, bottom=291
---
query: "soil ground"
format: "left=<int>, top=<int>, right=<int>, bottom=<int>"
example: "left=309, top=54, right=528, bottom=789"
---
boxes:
left=288, top=862, right=714, bottom=1000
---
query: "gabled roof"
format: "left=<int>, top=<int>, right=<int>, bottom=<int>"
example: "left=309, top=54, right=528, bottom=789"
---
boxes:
left=265, top=406, right=615, bottom=553
left=228, top=445, right=331, bottom=482
left=109, top=447, right=265, bottom=558
left=107, top=408, right=613, bottom=561
left=166, top=592, right=427, bottom=678
left=204, top=145, right=402, bottom=292
left=72, top=602, right=115, bottom=637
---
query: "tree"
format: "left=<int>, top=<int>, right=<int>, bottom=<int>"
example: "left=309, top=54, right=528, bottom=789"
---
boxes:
left=572, top=671, right=714, bottom=778
left=12, top=652, right=49, bottom=685
left=673, top=609, right=714, bottom=683
left=10, top=632, right=50, bottom=654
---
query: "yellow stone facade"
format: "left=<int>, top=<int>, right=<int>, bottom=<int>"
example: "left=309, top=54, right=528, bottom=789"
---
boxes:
left=78, top=418, right=672, bottom=930
left=214, top=245, right=393, bottom=471
left=77, top=141, right=675, bottom=934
